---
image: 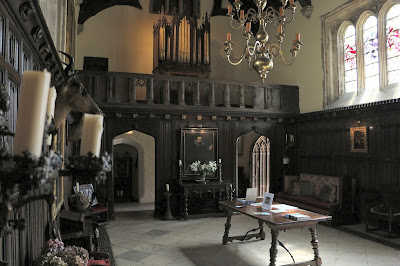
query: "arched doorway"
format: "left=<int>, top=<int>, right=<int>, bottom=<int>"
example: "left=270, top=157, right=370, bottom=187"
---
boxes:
left=112, top=130, right=155, bottom=211
left=236, top=132, right=270, bottom=197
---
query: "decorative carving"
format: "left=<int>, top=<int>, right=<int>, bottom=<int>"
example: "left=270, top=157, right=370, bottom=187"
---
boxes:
left=165, top=114, right=170, bottom=120
left=116, top=113, right=122, bottom=118
left=136, top=78, right=147, bottom=87
left=150, top=114, right=155, bottom=118
left=31, top=26, right=43, bottom=41
left=132, top=114, right=139, bottom=118
left=226, top=116, right=231, bottom=120
left=39, top=42, right=50, bottom=56
left=196, top=115, right=202, bottom=120
left=19, top=1, right=33, bottom=22
left=181, top=115, right=187, bottom=120
left=212, top=116, right=217, bottom=120
left=301, top=5, right=314, bottom=20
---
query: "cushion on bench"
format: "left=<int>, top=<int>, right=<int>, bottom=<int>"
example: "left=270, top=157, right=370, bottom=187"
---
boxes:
left=277, top=192, right=339, bottom=211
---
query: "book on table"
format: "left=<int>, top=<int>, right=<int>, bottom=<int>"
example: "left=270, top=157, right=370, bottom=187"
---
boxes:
left=285, top=213, right=311, bottom=221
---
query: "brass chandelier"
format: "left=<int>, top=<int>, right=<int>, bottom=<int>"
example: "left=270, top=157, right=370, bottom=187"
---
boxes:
left=224, top=0, right=303, bottom=83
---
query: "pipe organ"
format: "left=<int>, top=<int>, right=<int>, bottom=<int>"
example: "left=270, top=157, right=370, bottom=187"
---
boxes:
left=153, top=9, right=210, bottom=77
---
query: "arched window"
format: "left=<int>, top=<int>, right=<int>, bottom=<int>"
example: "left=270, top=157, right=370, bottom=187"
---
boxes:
left=344, top=25, right=357, bottom=92
left=363, top=16, right=379, bottom=90
left=386, top=4, right=400, bottom=84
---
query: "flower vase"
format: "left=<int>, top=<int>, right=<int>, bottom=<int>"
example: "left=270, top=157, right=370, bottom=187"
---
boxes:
left=199, top=172, right=207, bottom=183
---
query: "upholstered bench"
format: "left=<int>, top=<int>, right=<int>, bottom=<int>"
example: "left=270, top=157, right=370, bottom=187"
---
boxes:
left=275, top=173, right=343, bottom=222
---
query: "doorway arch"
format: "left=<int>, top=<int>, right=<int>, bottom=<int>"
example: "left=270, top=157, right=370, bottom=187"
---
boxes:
left=236, top=132, right=270, bottom=197
left=113, top=130, right=155, bottom=203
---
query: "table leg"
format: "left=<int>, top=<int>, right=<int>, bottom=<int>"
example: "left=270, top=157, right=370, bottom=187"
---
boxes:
left=309, top=225, right=322, bottom=265
left=258, top=219, right=265, bottom=240
left=269, top=229, right=279, bottom=266
left=183, top=191, right=189, bottom=220
left=222, top=209, right=232, bottom=245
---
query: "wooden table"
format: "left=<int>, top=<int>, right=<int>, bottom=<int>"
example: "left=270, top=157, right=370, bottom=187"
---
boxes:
left=219, top=200, right=332, bottom=266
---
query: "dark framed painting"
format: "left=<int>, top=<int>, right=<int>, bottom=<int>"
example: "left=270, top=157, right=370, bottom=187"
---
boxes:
left=350, top=126, right=368, bottom=153
left=181, top=128, right=218, bottom=180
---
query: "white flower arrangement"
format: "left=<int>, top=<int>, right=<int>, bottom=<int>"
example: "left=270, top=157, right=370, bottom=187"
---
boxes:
left=190, top=160, right=217, bottom=175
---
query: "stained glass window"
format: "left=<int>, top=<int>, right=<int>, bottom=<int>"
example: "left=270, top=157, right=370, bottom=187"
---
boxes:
left=363, top=16, right=379, bottom=90
left=386, top=4, right=400, bottom=84
left=344, top=25, right=357, bottom=92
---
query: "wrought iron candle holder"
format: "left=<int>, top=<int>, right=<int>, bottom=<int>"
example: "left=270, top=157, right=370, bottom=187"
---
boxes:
left=0, top=84, right=63, bottom=240
left=61, top=152, right=112, bottom=184
left=0, top=150, right=63, bottom=237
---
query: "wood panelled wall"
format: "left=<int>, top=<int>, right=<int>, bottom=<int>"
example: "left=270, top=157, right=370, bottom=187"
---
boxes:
left=297, top=100, right=400, bottom=220
left=101, top=115, right=293, bottom=217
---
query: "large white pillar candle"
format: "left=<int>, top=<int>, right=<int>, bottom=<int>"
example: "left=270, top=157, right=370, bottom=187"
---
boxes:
left=46, top=86, right=57, bottom=145
left=80, top=114, right=104, bottom=157
left=14, top=70, right=51, bottom=157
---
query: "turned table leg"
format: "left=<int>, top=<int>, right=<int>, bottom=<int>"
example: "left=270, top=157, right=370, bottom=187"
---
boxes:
left=183, top=192, right=189, bottom=220
left=269, top=229, right=279, bottom=266
left=258, top=219, right=265, bottom=240
left=222, top=209, right=232, bottom=245
left=309, top=225, right=322, bottom=265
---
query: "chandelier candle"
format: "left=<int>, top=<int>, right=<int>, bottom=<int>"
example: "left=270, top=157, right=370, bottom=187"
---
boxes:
left=80, top=114, right=104, bottom=157
left=46, top=86, right=57, bottom=145
left=224, top=0, right=303, bottom=83
left=14, top=70, right=51, bottom=157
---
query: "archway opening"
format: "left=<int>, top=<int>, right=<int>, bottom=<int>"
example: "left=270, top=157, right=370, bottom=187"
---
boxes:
left=112, top=130, right=155, bottom=212
left=236, top=132, right=270, bottom=197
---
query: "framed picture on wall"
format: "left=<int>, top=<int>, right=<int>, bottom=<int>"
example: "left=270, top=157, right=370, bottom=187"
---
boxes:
left=350, top=126, right=368, bottom=153
left=181, top=128, right=218, bottom=180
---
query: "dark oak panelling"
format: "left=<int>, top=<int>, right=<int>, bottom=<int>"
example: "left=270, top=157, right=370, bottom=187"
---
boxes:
left=297, top=102, right=400, bottom=220
left=100, top=114, right=291, bottom=218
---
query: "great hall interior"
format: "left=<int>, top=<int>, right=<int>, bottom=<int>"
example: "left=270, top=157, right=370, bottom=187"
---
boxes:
left=1, top=0, right=400, bottom=265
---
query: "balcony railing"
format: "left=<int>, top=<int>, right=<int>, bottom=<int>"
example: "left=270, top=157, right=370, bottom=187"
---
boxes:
left=77, top=71, right=300, bottom=116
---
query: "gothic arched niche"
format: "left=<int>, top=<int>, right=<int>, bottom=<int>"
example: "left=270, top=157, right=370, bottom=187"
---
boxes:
left=78, top=0, right=142, bottom=25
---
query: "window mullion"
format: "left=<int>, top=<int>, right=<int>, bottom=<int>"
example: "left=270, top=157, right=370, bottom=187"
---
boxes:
left=356, top=21, right=365, bottom=94
left=378, top=10, right=388, bottom=89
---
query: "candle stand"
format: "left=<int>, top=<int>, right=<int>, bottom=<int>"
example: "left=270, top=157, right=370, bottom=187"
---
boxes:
left=163, top=192, right=174, bottom=220
left=0, top=84, right=63, bottom=239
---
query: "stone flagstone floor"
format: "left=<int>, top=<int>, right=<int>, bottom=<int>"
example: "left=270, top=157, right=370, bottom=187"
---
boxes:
left=107, top=211, right=400, bottom=266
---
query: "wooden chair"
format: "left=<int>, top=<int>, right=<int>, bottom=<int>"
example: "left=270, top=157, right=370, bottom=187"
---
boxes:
left=365, top=185, right=400, bottom=238
left=75, top=183, right=109, bottom=225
